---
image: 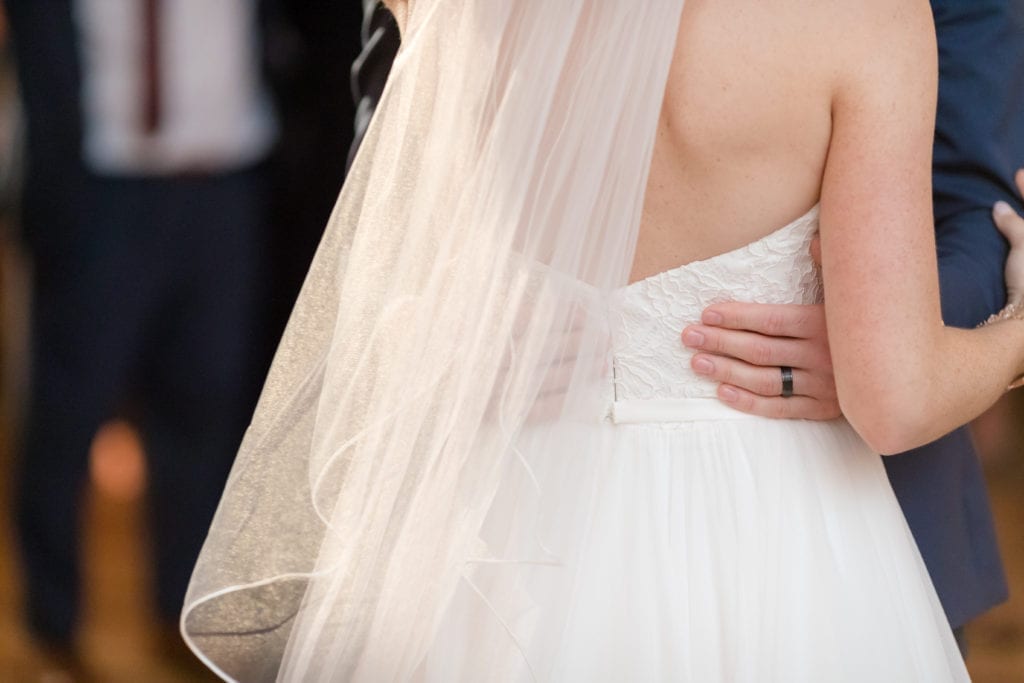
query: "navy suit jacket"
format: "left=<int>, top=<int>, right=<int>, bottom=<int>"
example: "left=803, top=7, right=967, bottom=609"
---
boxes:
left=883, top=0, right=1024, bottom=629
left=350, top=0, right=1024, bottom=630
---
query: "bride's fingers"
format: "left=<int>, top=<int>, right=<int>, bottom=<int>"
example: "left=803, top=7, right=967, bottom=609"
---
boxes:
left=993, top=197, right=1024, bottom=305
left=993, top=200, right=1024, bottom=244
left=716, top=384, right=841, bottom=421
left=1016, top=168, right=1024, bottom=198
left=690, top=353, right=832, bottom=402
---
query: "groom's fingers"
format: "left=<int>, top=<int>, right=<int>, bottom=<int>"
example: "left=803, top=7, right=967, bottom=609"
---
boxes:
left=690, top=353, right=833, bottom=402
left=692, top=352, right=841, bottom=421
left=716, top=384, right=840, bottom=421
left=1016, top=168, right=1024, bottom=197
left=809, top=235, right=823, bottom=267
left=700, top=302, right=826, bottom=340
left=682, top=324, right=830, bottom=369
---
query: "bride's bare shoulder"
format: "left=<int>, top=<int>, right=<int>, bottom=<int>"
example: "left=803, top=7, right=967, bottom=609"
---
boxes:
left=676, top=0, right=934, bottom=74
left=382, top=1, right=410, bottom=35
left=811, top=0, right=936, bottom=70
left=821, top=0, right=936, bottom=103
left=795, top=0, right=934, bottom=62
left=747, top=0, right=937, bottom=108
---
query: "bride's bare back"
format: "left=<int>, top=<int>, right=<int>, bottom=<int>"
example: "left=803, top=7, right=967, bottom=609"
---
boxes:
left=384, top=0, right=1024, bottom=454
left=633, top=0, right=841, bottom=281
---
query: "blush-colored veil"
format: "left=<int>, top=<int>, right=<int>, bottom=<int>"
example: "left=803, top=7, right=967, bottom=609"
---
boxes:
left=181, top=1, right=686, bottom=680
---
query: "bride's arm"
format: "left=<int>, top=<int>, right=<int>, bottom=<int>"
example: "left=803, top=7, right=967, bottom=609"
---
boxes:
left=821, top=0, right=1024, bottom=455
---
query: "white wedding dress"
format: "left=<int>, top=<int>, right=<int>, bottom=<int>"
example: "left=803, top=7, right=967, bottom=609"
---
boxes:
left=181, top=5, right=975, bottom=681
left=414, top=206, right=971, bottom=681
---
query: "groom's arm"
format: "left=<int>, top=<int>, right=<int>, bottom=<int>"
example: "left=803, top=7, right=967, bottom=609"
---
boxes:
left=681, top=0, right=1024, bottom=419
left=930, top=0, right=1021, bottom=326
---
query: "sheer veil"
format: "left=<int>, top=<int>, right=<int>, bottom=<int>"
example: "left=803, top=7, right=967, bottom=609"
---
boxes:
left=181, top=1, right=686, bottom=680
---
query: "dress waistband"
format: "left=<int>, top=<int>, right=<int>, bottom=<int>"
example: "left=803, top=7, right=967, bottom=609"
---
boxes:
left=610, top=397, right=759, bottom=424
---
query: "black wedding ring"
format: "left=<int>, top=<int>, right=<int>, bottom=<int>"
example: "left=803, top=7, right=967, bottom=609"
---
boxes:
left=780, top=366, right=794, bottom=398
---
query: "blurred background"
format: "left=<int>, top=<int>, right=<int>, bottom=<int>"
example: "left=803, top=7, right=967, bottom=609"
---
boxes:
left=0, top=1, right=1020, bottom=682
left=0, top=0, right=369, bottom=680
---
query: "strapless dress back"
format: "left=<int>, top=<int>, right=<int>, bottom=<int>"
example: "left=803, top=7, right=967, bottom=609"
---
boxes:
left=611, top=204, right=821, bottom=403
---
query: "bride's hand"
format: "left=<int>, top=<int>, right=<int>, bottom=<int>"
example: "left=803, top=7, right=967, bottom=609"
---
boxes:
left=990, top=169, right=1024, bottom=390
left=992, top=169, right=1024, bottom=307
left=681, top=302, right=841, bottom=420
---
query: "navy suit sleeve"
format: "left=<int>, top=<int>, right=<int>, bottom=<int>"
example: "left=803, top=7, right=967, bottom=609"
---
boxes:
left=930, top=0, right=1024, bottom=328
left=347, top=1, right=400, bottom=169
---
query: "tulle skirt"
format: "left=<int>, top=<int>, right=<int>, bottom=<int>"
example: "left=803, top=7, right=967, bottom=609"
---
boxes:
left=414, top=400, right=970, bottom=682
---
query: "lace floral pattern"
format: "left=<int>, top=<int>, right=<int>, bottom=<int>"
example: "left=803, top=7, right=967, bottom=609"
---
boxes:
left=609, top=206, right=823, bottom=401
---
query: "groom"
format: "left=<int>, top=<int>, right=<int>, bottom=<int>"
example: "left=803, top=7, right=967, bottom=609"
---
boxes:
left=682, top=0, right=1024, bottom=651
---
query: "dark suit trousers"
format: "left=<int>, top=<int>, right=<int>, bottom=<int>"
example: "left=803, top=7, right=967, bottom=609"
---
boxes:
left=16, top=167, right=267, bottom=642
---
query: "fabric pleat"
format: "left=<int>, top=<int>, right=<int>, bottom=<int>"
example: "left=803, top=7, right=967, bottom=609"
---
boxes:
left=418, top=415, right=969, bottom=682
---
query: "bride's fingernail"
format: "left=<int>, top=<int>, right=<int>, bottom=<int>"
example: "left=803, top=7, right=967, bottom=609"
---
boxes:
left=720, top=386, right=739, bottom=402
left=693, top=357, right=714, bottom=374
left=682, top=329, right=705, bottom=347
left=994, top=200, right=1014, bottom=218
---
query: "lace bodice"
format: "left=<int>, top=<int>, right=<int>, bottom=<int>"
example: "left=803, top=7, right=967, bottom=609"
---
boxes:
left=609, top=205, right=822, bottom=401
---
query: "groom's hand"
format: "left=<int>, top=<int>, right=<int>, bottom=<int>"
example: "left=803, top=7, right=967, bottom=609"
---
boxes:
left=681, top=302, right=841, bottom=420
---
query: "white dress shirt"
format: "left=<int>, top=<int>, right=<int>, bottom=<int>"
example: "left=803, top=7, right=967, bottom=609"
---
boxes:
left=75, top=0, right=277, bottom=175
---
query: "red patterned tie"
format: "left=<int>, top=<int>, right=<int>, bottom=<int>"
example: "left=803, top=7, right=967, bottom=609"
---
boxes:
left=141, top=0, right=161, bottom=134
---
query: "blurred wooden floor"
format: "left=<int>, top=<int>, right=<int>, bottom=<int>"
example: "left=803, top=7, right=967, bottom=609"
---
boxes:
left=0, top=426, right=220, bottom=681
left=966, top=394, right=1024, bottom=681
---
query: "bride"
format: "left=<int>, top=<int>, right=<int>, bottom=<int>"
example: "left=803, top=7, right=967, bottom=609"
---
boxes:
left=182, top=1, right=1024, bottom=681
